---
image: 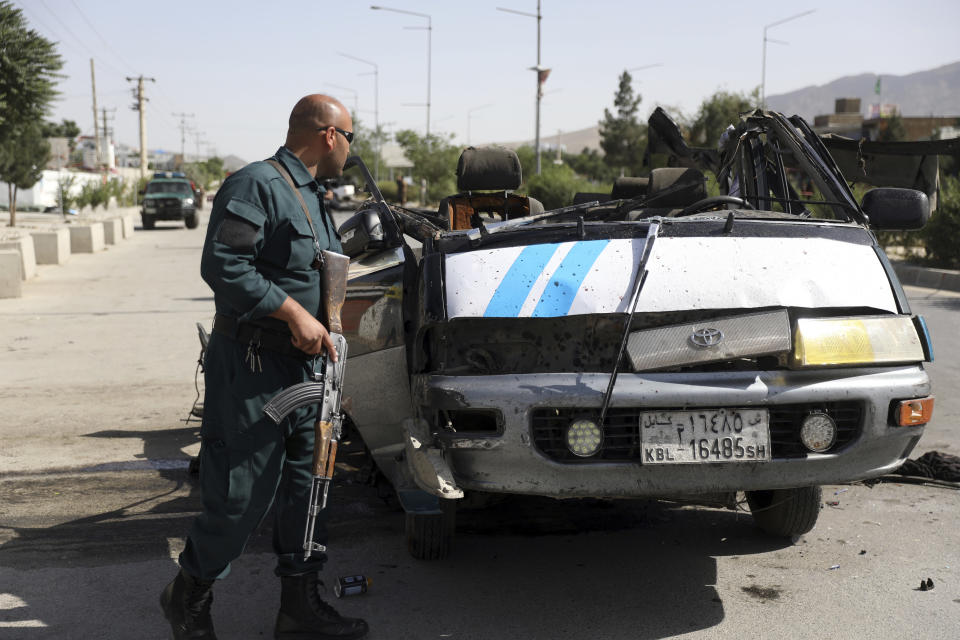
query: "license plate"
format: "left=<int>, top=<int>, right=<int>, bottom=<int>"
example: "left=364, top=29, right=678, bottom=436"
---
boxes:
left=639, top=408, right=771, bottom=464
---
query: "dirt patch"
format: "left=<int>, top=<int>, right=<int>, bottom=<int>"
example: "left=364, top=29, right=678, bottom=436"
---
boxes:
left=741, top=584, right=782, bottom=601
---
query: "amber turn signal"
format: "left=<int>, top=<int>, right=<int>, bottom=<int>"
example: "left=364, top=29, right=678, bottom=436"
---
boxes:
left=897, top=397, right=935, bottom=426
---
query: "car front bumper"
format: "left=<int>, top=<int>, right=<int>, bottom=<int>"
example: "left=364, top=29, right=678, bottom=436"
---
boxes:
left=411, top=366, right=930, bottom=498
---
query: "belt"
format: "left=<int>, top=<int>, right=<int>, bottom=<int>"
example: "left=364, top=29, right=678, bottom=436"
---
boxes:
left=212, top=314, right=313, bottom=360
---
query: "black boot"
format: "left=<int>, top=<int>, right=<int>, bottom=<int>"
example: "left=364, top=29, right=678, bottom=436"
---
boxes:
left=275, top=573, right=369, bottom=639
left=160, top=568, right=218, bottom=639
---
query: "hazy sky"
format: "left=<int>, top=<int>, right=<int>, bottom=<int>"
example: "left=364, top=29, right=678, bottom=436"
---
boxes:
left=16, top=0, right=960, bottom=162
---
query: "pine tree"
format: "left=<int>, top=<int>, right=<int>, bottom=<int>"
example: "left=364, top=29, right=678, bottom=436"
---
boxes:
left=599, top=71, right=646, bottom=177
left=0, top=1, right=63, bottom=225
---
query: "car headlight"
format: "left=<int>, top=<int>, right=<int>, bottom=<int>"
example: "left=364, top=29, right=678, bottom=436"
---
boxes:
left=566, top=418, right=603, bottom=457
left=792, top=315, right=924, bottom=367
left=183, top=198, right=194, bottom=206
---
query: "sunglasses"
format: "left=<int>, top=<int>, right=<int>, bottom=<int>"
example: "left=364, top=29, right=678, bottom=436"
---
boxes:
left=317, top=125, right=354, bottom=144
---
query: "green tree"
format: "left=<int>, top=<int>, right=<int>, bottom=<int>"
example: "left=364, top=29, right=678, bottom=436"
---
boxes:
left=41, top=119, right=81, bottom=152
left=0, top=123, right=50, bottom=225
left=688, top=88, right=759, bottom=148
left=920, top=174, right=960, bottom=268
left=522, top=163, right=595, bottom=210
left=0, top=1, right=63, bottom=225
left=183, top=156, right=225, bottom=191
left=349, top=118, right=389, bottom=182
left=393, top=129, right=460, bottom=203
left=878, top=112, right=907, bottom=142
left=565, top=147, right=615, bottom=183
left=599, top=70, right=646, bottom=176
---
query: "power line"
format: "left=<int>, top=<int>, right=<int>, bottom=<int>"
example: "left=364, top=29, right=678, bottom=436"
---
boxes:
left=68, top=0, right=137, bottom=75
left=36, top=0, right=125, bottom=78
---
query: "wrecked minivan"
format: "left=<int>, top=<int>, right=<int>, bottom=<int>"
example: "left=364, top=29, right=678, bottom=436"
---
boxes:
left=336, top=109, right=935, bottom=559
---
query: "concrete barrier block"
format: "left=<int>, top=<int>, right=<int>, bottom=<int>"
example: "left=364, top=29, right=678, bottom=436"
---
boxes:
left=0, top=249, right=22, bottom=298
left=121, top=214, right=136, bottom=238
left=0, top=236, right=37, bottom=280
left=32, top=228, right=71, bottom=265
left=103, top=217, right=123, bottom=244
left=69, top=223, right=105, bottom=253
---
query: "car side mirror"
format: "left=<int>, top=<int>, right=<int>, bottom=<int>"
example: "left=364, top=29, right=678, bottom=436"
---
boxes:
left=338, top=207, right=385, bottom=258
left=862, top=188, right=930, bottom=230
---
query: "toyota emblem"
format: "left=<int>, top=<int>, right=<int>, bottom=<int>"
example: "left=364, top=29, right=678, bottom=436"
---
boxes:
left=690, top=327, right=723, bottom=348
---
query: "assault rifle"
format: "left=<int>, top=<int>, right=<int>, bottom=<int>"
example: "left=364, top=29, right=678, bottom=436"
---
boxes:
left=263, top=250, right=350, bottom=560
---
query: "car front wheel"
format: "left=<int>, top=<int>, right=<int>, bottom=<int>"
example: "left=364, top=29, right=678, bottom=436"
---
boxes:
left=746, top=486, right=822, bottom=537
left=141, top=214, right=155, bottom=230
left=185, top=212, right=199, bottom=229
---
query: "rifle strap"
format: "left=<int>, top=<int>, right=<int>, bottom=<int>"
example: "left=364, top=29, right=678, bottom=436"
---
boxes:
left=266, top=158, right=324, bottom=266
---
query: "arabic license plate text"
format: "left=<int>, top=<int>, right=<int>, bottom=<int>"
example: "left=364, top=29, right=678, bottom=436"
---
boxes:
left=639, top=409, right=770, bottom=464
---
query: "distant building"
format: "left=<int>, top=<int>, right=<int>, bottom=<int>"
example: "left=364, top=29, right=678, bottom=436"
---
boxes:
left=862, top=115, right=960, bottom=141
left=814, top=97, right=960, bottom=141
left=813, top=98, right=863, bottom=138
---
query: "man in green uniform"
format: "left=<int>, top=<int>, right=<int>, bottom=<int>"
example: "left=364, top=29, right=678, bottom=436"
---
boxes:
left=161, top=94, right=368, bottom=640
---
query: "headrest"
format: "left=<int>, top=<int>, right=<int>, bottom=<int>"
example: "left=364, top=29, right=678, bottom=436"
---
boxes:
left=645, top=168, right=706, bottom=207
left=611, top=177, right=649, bottom=199
left=457, top=146, right=522, bottom=192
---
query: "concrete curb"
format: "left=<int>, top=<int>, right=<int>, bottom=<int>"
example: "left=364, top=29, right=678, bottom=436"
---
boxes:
left=890, top=261, right=960, bottom=293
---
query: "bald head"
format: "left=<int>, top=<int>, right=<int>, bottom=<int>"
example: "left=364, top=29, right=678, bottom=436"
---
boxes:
left=284, top=94, right=354, bottom=179
left=286, top=94, right=349, bottom=143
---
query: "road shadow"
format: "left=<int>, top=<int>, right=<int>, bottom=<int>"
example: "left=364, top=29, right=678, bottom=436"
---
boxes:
left=0, top=432, right=794, bottom=639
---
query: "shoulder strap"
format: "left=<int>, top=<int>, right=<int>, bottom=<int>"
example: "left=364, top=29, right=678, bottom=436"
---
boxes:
left=265, top=159, right=319, bottom=239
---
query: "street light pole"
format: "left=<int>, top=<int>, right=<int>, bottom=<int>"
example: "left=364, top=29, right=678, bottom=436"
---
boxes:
left=371, top=5, right=431, bottom=138
left=761, top=9, right=815, bottom=109
left=339, top=52, right=381, bottom=181
left=325, top=83, right=359, bottom=119
left=498, top=2, right=544, bottom=174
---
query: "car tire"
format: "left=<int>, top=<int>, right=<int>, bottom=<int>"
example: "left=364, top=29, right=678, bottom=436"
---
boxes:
left=142, top=214, right=155, bottom=230
left=746, top=486, right=822, bottom=537
left=185, top=213, right=199, bottom=229
left=405, top=499, right=455, bottom=560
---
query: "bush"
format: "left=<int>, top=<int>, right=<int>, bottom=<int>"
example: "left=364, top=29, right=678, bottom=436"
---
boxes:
left=521, top=164, right=595, bottom=210
left=920, top=174, right=960, bottom=268
left=376, top=179, right=398, bottom=203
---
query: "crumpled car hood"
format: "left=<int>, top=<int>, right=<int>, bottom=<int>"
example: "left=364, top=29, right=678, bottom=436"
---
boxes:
left=443, top=235, right=898, bottom=318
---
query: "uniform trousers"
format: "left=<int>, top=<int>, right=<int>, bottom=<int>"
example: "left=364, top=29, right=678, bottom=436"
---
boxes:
left=179, top=332, right=327, bottom=580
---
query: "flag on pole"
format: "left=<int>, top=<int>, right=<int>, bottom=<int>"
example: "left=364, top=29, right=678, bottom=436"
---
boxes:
left=875, top=76, right=881, bottom=95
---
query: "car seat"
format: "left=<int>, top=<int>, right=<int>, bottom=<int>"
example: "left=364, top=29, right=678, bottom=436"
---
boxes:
left=439, top=146, right=545, bottom=230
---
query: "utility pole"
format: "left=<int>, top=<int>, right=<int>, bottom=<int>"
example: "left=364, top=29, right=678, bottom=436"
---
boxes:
left=192, top=130, right=206, bottom=163
left=101, top=107, right=116, bottom=168
left=172, top=112, right=195, bottom=168
left=90, top=59, right=101, bottom=167
left=498, top=2, right=545, bottom=174
left=126, top=75, right=155, bottom=180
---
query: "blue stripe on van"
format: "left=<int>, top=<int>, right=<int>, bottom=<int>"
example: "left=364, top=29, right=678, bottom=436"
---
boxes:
left=483, top=244, right=560, bottom=317
left=531, top=240, right=610, bottom=317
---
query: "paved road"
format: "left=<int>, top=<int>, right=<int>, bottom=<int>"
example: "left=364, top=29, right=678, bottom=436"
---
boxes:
left=1, top=211, right=958, bottom=639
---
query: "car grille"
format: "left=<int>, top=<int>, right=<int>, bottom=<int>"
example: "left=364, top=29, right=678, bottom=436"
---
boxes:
left=530, top=402, right=862, bottom=463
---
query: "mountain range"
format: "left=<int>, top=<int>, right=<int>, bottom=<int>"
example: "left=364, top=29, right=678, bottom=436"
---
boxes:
left=498, top=61, right=960, bottom=153
left=765, top=61, right=960, bottom=120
